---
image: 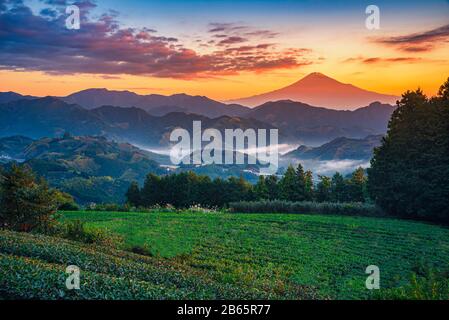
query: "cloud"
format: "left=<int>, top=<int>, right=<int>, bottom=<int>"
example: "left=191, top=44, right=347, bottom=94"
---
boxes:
left=373, top=24, right=449, bottom=52
left=344, top=56, right=423, bottom=65
left=208, top=22, right=249, bottom=33
left=243, top=30, right=279, bottom=39
left=217, top=36, right=248, bottom=46
left=0, top=2, right=314, bottom=79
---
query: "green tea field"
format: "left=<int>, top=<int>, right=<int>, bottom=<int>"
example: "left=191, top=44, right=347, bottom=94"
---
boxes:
left=62, top=211, right=449, bottom=299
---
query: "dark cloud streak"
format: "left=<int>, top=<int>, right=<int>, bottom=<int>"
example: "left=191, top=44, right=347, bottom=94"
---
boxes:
left=373, top=24, right=449, bottom=52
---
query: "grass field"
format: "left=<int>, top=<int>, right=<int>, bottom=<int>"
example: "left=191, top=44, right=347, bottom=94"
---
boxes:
left=54, top=211, right=449, bottom=299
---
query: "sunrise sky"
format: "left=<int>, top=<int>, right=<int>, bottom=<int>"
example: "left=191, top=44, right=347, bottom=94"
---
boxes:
left=1, top=0, right=448, bottom=101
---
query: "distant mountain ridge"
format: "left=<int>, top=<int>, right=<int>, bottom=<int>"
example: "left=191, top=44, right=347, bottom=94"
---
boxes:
left=62, top=88, right=249, bottom=118
left=0, top=97, right=275, bottom=147
left=245, top=100, right=395, bottom=145
left=0, top=91, right=36, bottom=104
left=284, top=135, right=384, bottom=161
left=0, top=90, right=249, bottom=118
left=229, top=72, right=399, bottom=110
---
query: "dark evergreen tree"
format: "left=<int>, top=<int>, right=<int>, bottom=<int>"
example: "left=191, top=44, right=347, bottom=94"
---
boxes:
left=331, top=172, right=346, bottom=202
left=0, top=164, right=56, bottom=232
left=265, top=175, right=279, bottom=200
left=295, top=163, right=307, bottom=201
left=125, top=181, right=141, bottom=207
left=141, top=173, right=162, bottom=206
left=255, top=175, right=269, bottom=200
left=304, top=170, right=314, bottom=201
left=316, top=175, right=332, bottom=202
left=346, top=167, right=367, bottom=202
left=279, top=165, right=298, bottom=201
left=368, top=78, right=449, bottom=223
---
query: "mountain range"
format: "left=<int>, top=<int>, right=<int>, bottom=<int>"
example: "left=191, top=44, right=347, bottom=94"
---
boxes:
left=0, top=91, right=396, bottom=147
left=0, top=72, right=397, bottom=147
left=0, top=97, right=274, bottom=146
left=2, top=73, right=399, bottom=116
left=229, top=72, right=399, bottom=110
left=0, top=89, right=249, bottom=118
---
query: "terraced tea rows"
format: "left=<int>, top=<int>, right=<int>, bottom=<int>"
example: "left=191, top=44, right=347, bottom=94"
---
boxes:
left=0, top=230, right=317, bottom=299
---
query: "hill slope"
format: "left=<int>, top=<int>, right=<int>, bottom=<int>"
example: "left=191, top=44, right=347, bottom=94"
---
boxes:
left=0, top=97, right=107, bottom=138
left=0, top=135, right=166, bottom=204
left=21, top=135, right=164, bottom=180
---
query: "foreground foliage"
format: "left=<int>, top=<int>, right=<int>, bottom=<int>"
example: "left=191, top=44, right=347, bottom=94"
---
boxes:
left=374, top=270, right=449, bottom=300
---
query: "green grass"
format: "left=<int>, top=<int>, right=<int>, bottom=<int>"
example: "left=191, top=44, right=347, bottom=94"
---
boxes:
left=58, top=211, right=449, bottom=299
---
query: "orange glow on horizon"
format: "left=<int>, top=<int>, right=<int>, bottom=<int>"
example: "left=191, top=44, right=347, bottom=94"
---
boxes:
left=1, top=60, right=448, bottom=103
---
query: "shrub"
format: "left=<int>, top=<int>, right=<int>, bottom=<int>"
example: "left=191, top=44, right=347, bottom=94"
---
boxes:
left=142, top=204, right=178, bottom=213
left=59, top=220, right=123, bottom=248
left=229, top=200, right=384, bottom=217
left=53, top=190, right=79, bottom=211
left=185, top=204, right=221, bottom=214
left=58, top=202, right=80, bottom=211
left=85, top=203, right=130, bottom=212
left=129, top=245, right=153, bottom=257
left=374, top=270, right=449, bottom=300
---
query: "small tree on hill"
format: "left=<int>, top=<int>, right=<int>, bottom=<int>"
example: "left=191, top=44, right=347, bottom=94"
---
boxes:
left=0, top=164, right=56, bottom=232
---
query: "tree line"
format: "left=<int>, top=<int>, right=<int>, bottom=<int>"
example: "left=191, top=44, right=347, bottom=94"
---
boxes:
left=125, top=164, right=368, bottom=208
